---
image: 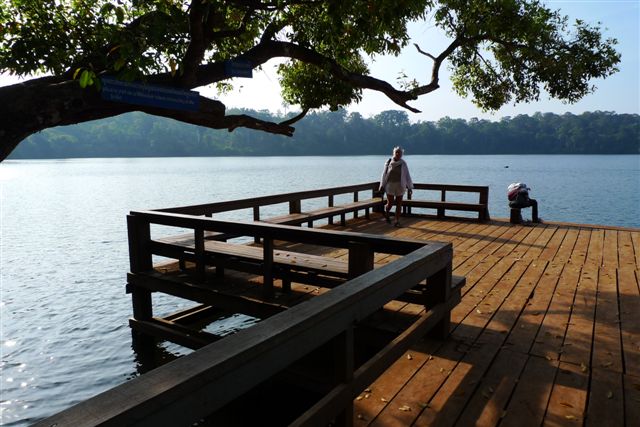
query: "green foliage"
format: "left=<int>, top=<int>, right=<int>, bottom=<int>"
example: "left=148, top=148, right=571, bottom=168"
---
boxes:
left=438, top=0, right=620, bottom=110
left=0, top=0, right=620, bottom=113
left=9, top=110, right=639, bottom=158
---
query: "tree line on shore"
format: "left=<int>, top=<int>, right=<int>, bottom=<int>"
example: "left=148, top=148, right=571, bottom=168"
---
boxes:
left=8, top=110, right=638, bottom=159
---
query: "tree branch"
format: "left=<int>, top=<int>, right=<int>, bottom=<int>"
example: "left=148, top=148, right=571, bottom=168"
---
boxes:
left=0, top=77, right=295, bottom=161
left=196, top=40, right=423, bottom=112
left=279, top=108, right=309, bottom=126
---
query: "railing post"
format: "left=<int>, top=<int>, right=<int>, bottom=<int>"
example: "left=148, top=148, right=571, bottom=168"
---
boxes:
left=438, top=189, right=446, bottom=218
left=253, top=206, right=261, bottom=243
left=289, top=199, right=301, bottom=214
left=347, top=242, right=374, bottom=279
left=263, top=237, right=274, bottom=297
left=372, top=186, right=384, bottom=213
left=405, top=188, right=413, bottom=215
left=127, top=214, right=153, bottom=321
left=479, top=187, right=490, bottom=221
left=424, top=261, right=452, bottom=338
left=195, top=228, right=205, bottom=281
left=331, top=326, right=354, bottom=427
left=353, top=191, right=359, bottom=218
left=328, top=195, right=334, bottom=225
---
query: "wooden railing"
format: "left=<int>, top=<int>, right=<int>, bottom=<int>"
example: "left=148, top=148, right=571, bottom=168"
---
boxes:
left=157, top=181, right=381, bottom=219
left=405, top=183, right=490, bottom=221
left=37, top=212, right=455, bottom=427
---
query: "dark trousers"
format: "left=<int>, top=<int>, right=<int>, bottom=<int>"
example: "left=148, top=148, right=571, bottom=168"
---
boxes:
left=510, top=198, right=539, bottom=222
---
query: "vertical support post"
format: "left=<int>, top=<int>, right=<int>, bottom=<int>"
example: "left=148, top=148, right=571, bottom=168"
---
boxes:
left=328, top=195, right=334, bottom=225
left=424, top=260, right=452, bottom=338
left=405, top=188, right=413, bottom=214
left=253, top=206, right=261, bottom=243
left=347, top=242, right=374, bottom=279
left=195, top=228, right=205, bottom=281
left=331, top=326, right=355, bottom=427
left=437, top=190, right=446, bottom=218
left=372, top=187, right=383, bottom=213
left=127, top=214, right=153, bottom=321
left=289, top=199, right=301, bottom=214
left=479, top=187, right=490, bottom=221
left=263, top=237, right=274, bottom=297
left=353, top=191, right=359, bottom=218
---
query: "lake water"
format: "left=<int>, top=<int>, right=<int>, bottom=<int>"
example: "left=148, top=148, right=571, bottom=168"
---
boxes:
left=1, top=155, right=638, bottom=425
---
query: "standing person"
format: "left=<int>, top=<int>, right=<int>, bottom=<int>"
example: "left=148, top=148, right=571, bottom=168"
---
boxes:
left=379, top=146, right=413, bottom=227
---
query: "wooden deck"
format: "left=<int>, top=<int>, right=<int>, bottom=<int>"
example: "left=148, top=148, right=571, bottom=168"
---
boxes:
left=329, top=214, right=640, bottom=426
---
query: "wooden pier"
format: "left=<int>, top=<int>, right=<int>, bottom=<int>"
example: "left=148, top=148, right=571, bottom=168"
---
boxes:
left=35, top=183, right=639, bottom=426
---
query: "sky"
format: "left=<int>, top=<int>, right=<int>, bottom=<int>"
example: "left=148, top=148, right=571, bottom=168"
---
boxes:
left=1, top=0, right=638, bottom=123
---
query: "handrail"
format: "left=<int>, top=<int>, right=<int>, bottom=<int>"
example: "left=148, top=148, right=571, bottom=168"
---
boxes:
left=35, top=242, right=452, bottom=427
left=130, top=210, right=426, bottom=255
left=406, top=182, right=490, bottom=220
left=155, top=182, right=380, bottom=216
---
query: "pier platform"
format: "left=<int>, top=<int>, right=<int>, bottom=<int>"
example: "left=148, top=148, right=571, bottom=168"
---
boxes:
left=36, top=182, right=639, bottom=426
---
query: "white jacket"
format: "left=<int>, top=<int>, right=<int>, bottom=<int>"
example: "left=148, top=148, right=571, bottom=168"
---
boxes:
left=379, top=158, right=414, bottom=192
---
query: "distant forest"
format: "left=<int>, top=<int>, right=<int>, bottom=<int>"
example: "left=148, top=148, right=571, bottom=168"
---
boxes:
left=9, top=110, right=639, bottom=158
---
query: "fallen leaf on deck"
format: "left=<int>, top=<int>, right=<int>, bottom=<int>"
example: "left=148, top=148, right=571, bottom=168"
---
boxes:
left=365, top=394, right=370, bottom=399
left=364, top=388, right=372, bottom=393
left=407, top=354, right=413, bottom=360
left=380, top=397, right=388, bottom=402
left=560, top=402, right=574, bottom=408
left=419, top=402, right=430, bottom=409
left=580, top=363, right=588, bottom=373
left=565, top=415, right=577, bottom=421
left=477, top=309, right=483, bottom=314
left=356, top=396, right=363, bottom=401
left=399, top=405, right=411, bottom=412
left=607, top=391, right=613, bottom=399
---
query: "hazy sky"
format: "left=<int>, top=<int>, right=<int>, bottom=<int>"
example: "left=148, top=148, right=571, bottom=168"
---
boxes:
left=2, top=0, right=638, bottom=122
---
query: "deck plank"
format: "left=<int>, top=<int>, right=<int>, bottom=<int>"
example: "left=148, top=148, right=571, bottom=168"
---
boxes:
left=530, top=263, right=581, bottom=361
left=618, top=267, right=640, bottom=377
left=602, top=229, right=619, bottom=268
left=591, top=267, right=624, bottom=374
left=500, top=355, right=558, bottom=427
left=585, top=368, right=624, bottom=427
left=543, top=361, right=589, bottom=426
left=623, top=373, right=640, bottom=426
left=586, top=229, right=605, bottom=267
left=560, top=264, right=598, bottom=367
left=617, top=231, right=637, bottom=269
left=631, top=231, right=640, bottom=269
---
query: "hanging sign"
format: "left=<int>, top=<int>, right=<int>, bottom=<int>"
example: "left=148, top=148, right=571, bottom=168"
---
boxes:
left=224, top=59, right=253, bottom=78
left=101, top=77, right=200, bottom=112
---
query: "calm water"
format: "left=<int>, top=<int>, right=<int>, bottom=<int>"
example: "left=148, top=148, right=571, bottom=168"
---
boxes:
left=1, top=155, right=639, bottom=425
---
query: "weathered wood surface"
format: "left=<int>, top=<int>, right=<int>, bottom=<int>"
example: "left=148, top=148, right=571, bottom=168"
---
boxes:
left=347, top=214, right=640, bottom=426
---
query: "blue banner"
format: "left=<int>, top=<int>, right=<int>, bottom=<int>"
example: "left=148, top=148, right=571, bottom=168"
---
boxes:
left=101, top=77, right=200, bottom=112
left=224, top=59, right=253, bottom=78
